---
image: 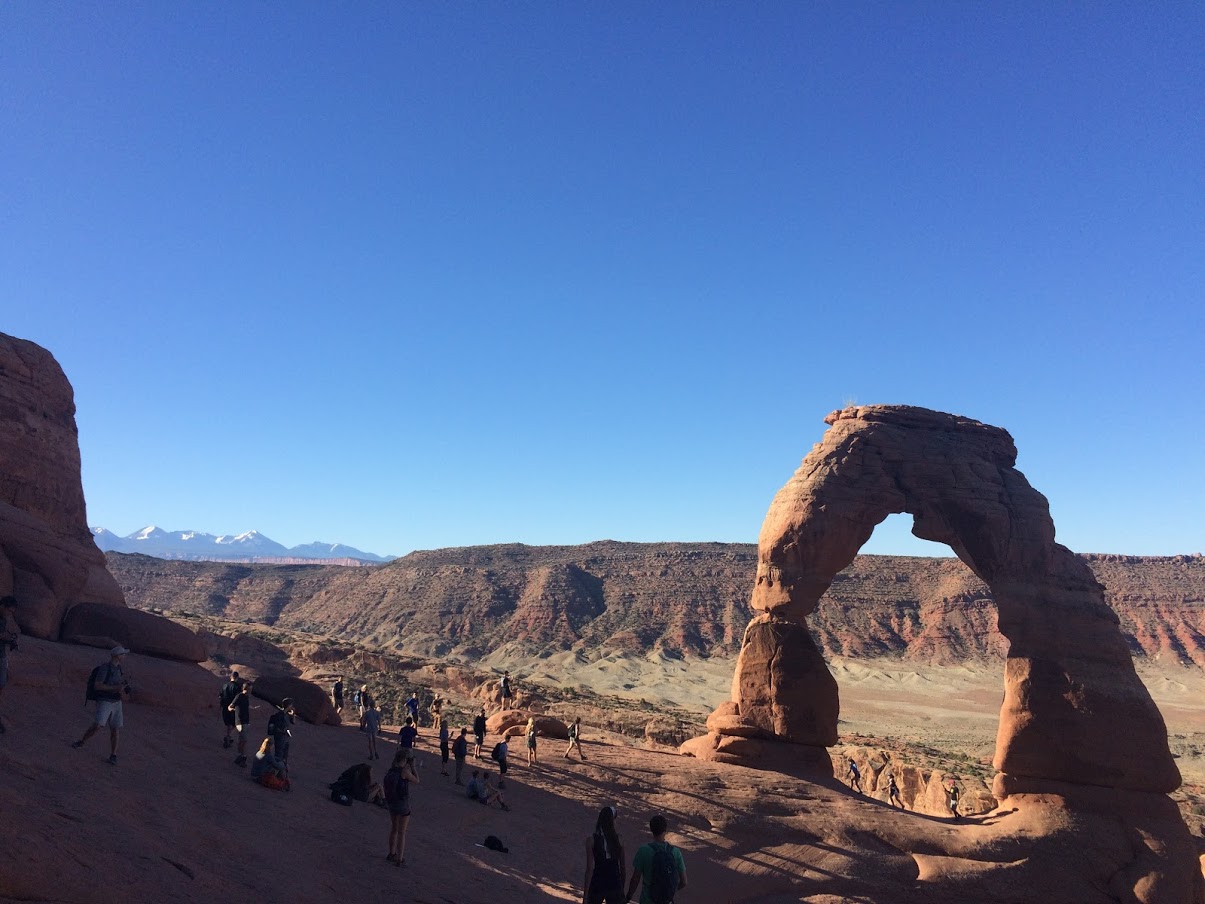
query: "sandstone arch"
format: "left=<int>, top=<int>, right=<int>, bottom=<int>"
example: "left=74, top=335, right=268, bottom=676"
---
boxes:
left=690, top=405, right=1179, bottom=795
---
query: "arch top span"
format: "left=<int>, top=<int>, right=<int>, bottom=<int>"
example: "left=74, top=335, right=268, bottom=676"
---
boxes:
left=688, top=404, right=1179, bottom=796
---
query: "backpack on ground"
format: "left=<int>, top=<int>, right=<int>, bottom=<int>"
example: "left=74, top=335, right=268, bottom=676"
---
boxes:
left=647, top=841, right=679, bottom=904
left=490, top=742, right=503, bottom=762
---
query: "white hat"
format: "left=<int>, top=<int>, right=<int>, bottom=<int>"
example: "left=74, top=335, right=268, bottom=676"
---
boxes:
left=111, top=645, right=130, bottom=656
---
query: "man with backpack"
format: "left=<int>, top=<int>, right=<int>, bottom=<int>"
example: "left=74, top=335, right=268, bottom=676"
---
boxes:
left=72, top=646, right=131, bottom=765
left=625, top=814, right=686, bottom=904
left=472, top=707, right=487, bottom=759
left=491, top=736, right=509, bottom=777
left=219, top=670, right=241, bottom=749
left=268, top=697, right=295, bottom=768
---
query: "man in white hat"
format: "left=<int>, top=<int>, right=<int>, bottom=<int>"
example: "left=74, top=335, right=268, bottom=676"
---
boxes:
left=72, top=646, right=131, bottom=765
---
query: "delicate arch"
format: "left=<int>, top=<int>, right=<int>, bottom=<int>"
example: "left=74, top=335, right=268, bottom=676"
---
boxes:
left=699, top=405, right=1178, bottom=794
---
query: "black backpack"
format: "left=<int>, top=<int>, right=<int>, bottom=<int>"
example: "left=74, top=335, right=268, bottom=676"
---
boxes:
left=490, top=742, right=504, bottom=762
left=647, top=841, right=679, bottom=904
left=219, top=681, right=239, bottom=708
left=85, top=665, right=103, bottom=704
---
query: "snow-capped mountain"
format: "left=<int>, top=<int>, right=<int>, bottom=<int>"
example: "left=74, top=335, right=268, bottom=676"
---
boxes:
left=91, top=526, right=392, bottom=564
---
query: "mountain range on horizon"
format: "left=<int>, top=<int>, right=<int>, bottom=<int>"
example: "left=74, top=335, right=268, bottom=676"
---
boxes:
left=91, top=525, right=395, bottom=564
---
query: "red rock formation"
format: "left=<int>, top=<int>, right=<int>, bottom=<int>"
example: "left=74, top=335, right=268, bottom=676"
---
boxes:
left=0, top=333, right=123, bottom=635
left=251, top=674, right=341, bottom=726
left=689, top=405, right=1197, bottom=903
left=0, top=332, right=201, bottom=663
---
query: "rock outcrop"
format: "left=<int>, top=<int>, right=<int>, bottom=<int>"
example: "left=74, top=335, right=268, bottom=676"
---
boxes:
left=0, top=333, right=124, bottom=635
left=0, top=332, right=201, bottom=663
left=688, top=405, right=1198, bottom=903
left=251, top=674, right=341, bottom=727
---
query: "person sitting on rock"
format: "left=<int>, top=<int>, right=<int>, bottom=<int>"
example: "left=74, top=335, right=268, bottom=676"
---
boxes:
left=251, top=736, right=287, bottom=783
left=847, top=758, right=861, bottom=793
left=479, top=769, right=509, bottom=810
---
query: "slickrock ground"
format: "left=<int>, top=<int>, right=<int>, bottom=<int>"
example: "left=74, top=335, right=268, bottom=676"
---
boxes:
left=3, top=638, right=1203, bottom=903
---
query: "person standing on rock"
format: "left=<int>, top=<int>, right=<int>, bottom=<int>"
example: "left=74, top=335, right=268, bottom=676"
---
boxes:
left=383, top=750, right=420, bottom=866
left=0, top=596, right=20, bottom=735
left=886, top=771, right=903, bottom=808
left=565, top=716, right=586, bottom=760
left=431, top=695, right=443, bottom=730
left=72, top=646, right=131, bottom=765
left=405, top=692, right=420, bottom=726
left=438, top=720, right=450, bottom=775
left=583, top=805, right=625, bottom=904
left=219, top=670, right=241, bottom=749
left=946, top=779, right=961, bottom=820
left=398, top=715, right=419, bottom=753
left=525, top=716, right=539, bottom=767
left=846, top=758, right=862, bottom=793
left=500, top=671, right=513, bottom=707
left=228, top=679, right=252, bottom=767
left=268, top=698, right=295, bottom=769
left=364, top=701, right=382, bottom=760
left=453, top=727, right=469, bottom=784
left=332, top=677, right=344, bottom=717
left=626, top=813, right=686, bottom=904
left=473, top=707, right=487, bottom=759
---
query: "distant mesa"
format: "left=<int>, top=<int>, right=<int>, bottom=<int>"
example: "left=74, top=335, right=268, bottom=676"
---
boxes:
left=91, top=525, right=393, bottom=565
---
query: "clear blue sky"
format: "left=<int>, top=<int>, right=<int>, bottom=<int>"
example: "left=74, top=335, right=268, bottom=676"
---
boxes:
left=2, top=3, right=1202, bottom=557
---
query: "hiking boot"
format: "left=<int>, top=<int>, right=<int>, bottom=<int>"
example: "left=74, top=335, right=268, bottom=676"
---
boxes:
left=71, top=740, right=83, bottom=749
left=222, top=737, right=233, bottom=749
left=107, top=754, right=118, bottom=766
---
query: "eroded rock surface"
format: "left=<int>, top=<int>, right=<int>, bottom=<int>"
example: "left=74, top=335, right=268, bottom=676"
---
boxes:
left=0, top=332, right=200, bottom=662
left=0, top=334, right=123, bottom=634
left=691, top=405, right=1198, bottom=902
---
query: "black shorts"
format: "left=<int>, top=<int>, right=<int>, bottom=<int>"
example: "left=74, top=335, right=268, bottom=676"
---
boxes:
left=222, top=710, right=236, bottom=728
left=440, top=742, right=450, bottom=763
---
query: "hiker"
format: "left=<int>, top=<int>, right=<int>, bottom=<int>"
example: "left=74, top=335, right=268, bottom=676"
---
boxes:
left=946, top=779, right=961, bottom=820
left=467, top=768, right=508, bottom=810
left=452, top=727, right=469, bottom=784
left=583, top=805, right=625, bottom=904
left=473, top=707, right=487, bottom=759
left=364, top=701, right=382, bottom=759
left=383, top=751, right=420, bottom=865
left=332, top=677, right=344, bottom=716
left=228, top=679, right=252, bottom=766
left=565, top=716, right=586, bottom=760
left=500, top=670, right=512, bottom=706
left=525, top=716, right=539, bottom=766
left=398, top=715, right=418, bottom=752
left=439, top=720, right=450, bottom=776
left=886, top=771, right=903, bottom=808
left=847, top=758, right=862, bottom=793
left=626, top=814, right=687, bottom=904
left=491, top=736, right=509, bottom=776
left=219, top=670, right=241, bottom=748
left=251, top=736, right=287, bottom=784
left=405, top=692, right=420, bottom=725
left=72, top=646, right=131, bottom=765
left=431, top=696, right=443, bottom=730
left=0, top=596, right=19, bottom=735
left=268, top=697, right=295, bottom=767
left=330, top=761, right=385, bottom=805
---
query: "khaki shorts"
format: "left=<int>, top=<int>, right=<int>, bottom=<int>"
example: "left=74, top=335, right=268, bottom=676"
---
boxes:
left=95, top=699, right=124, bottom=729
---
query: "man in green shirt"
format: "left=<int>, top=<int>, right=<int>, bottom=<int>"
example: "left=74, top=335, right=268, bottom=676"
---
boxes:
left=625, top=813, right=687, bottom=904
